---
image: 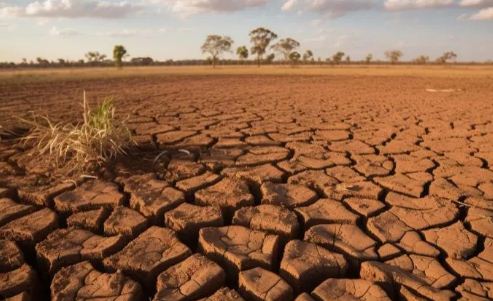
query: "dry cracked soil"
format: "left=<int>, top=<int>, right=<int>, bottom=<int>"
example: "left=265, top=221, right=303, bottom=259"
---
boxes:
left=0, top=71, right=493, bottom=300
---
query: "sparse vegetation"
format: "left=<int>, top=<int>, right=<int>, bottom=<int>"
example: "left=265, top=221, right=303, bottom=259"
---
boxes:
left=85, top=52, right=107, bottom=64
left=385, top=50, right=403, bottom=64
left=365, top=54, right=373, bottom=64
left=436, top=51, right=458, bottom=64
left=20, top=93, right=133, bottom=173
left=201, top=35, right=234, bottom=68
left=249, top=27, right=278, bottom=67
left=414, top=55, right=430, bottom=64
left=332, top=52, right=345, bottom=65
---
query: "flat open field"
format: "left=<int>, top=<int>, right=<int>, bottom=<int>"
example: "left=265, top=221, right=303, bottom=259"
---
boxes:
left=1, top=66, right=493, bottom=300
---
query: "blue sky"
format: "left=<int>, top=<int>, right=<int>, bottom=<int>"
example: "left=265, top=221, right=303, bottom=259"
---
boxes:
left=0, top=0, right=492, bottom=62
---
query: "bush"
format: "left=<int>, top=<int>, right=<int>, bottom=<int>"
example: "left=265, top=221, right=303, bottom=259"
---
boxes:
left=20, top=93, right=134, bottom=173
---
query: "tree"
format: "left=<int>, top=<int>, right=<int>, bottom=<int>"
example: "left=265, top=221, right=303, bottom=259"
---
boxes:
left=332, top=52, right=345, bottom=64
left=414, top=55, right=430, bottom=64
left=201, top=35, right=234, bottom=68
left=289, top=51, right=301, bottom=66
left=265, top=53, right=275, bottom=64
left=36, top=57, right=49, bottom=65
left=346, top=56, right=351, bottom=63
left=85, top=51, right=107, bottom=63
left=113, top=45, right=128, bottom=68
left=436, top=51, right=457, bottom=64
left=385, top=50, right=403, bottom=64
left=271, top=38, right=300, bottom=62
left=249, top=27, right=278, bottom=67
left=303, top=50, right=314, bottom=62
left=236, top=46, right=249, bottom=61
left=365, top=54, right=373, bottom=64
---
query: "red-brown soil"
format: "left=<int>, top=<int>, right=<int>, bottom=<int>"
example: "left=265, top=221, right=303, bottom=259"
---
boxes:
left=1, top=71, right=493, bottom=300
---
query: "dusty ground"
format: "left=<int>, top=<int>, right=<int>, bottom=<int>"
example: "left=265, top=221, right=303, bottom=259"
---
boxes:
left=1, top=66, right=493, bottom=301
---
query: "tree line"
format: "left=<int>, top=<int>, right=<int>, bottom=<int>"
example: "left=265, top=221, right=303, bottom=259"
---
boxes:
left=200, top=27, right=460, bottom=67
left=1, top=26, right=486, bottom=68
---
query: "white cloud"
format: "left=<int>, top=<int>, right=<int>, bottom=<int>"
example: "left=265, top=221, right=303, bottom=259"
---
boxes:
left=460, top=0, right=493, bottom=7
left=150, top=0, right=268, bottom=16
left=384, top=0, right=454, bottom=10
left=469, top=6, right=493, bottom=19
left=281, top=0, right=375, bottom=17
left=49, top=26, right=79, bottom=36
left=1, top=0, right=139, bottom=18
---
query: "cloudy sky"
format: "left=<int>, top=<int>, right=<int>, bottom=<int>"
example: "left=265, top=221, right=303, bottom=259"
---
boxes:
left=0, top=0, right=492, bottom=62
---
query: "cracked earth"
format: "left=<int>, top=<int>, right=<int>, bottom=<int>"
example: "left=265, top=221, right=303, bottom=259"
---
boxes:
left=1, top=73, right=493, bottom=300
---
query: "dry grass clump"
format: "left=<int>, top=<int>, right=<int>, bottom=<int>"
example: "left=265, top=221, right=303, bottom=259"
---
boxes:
left=21, top=93, right=134, bottom=172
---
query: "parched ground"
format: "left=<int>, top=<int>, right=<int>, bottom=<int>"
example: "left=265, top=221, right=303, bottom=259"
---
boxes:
left=1, top=67, right=493, bottom=301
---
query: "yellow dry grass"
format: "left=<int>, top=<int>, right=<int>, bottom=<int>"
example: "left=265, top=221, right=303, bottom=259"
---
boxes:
left=1, top=64, right=492, bottom=84
left=20, top=92, right=134, bottom=173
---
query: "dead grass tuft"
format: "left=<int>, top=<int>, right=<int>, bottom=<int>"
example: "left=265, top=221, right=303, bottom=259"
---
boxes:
left=20, top=92, right=134, bottom=173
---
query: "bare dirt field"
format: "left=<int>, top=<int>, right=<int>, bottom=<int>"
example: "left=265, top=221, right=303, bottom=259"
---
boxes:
left=1, top=66, right=493, bottom=300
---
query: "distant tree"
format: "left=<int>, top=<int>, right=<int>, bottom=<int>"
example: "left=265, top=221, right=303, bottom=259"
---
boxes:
left=346, top=56, right=351, bottom=63
left=57, top=58, right=66, bottom=65
left=385, top=50, right=403, bottom=64
left=365, top=54, right=373, bottom=64
left=265, top=53, right=276, bottom=64
left=303, top=50, right=314, bottom=62
left=289, top=51, right=301, bottom=66
left=113, top=45, right=128, bottom=68
left=249, top=27, right=278, bottom=67
left=131, top=57, right=154, bottom=65
left=21, top=58, right=27, bottom=64
left=332, top=52, right=345, bottom=64
left=36, top=57, right=49, bottom=65
left=271, top=38, right=300, bottom=62
left=85, top=51, right=107, bottom=63
left=236, top=46, right=249, bottom=61
left=201, top=35, right=234, bottom=68
left=414, top=55, right=430, bottom=64
left=436, top=51, right=457, bottom=64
